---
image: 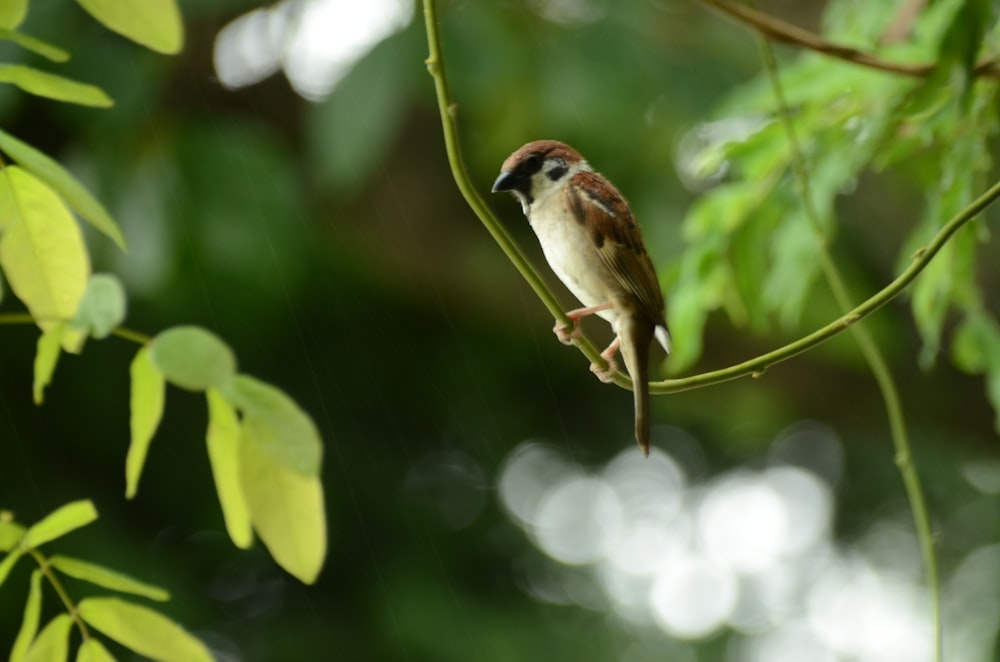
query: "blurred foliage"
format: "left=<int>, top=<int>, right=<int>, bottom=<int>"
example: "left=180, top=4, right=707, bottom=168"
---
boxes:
left=0, top=0, right=1000, bottom=660
left=673, top=0, right=1000, bottom=387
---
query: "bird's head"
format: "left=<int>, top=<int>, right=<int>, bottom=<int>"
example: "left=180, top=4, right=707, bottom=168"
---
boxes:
left=492, top=140, right=588, bottom=215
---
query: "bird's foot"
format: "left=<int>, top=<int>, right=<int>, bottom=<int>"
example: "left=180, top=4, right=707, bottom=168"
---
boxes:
left=553, top=318, right=581, bottom=345
left=589, top=336, right=622, bottom=383
left=553, top=303, right=613, bottom=345
left=590, top=359, right=619, bottom=383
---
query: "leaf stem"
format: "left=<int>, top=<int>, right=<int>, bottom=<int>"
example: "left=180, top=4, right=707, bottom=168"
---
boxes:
left=755, top=32, right=941, bottom=662
left=27, top=548, right=91, bottom=640
left=0, top=313, right=152, bottom=344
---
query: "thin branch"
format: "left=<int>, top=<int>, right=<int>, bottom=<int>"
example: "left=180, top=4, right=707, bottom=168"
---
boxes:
left=756, top=31, right=941, bottom=662
left=0, top=313, right=152, bottom=345
left=110, top=326, right=152, bottom=345
left=420, top=0, right=1000, bottom=398
left=696, top=0, right=1000, bottom=79
left=27, top=548, right=91, bottom=641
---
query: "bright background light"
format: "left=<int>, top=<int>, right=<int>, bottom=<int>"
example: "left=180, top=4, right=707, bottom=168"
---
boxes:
left=213, top=0, right=414, bottom=100
left=495, top=422, right=973, bottom=660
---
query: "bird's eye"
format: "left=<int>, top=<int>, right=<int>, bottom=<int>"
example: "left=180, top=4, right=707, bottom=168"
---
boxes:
left=523, top=153, right=543, bottom=174
left=545, top=159, right=568, bottom=182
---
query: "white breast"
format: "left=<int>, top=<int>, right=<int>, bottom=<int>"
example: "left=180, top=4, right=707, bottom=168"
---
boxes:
left=528, top=194, right=617, bottom=324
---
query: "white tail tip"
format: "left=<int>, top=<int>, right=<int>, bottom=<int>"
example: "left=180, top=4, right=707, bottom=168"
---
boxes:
left=655, top=325, right=671, bottom=355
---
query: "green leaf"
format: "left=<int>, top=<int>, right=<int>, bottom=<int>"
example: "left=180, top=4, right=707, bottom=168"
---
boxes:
left=910, top=203, right=979, bottom=369
left=952, top=311, right=998, bottom=374
left=241, top=433, right=326, bottom=583
left=665, top=277, right=707, bottom=374
left=22, top=500, right=97, bottom=548
left=0, top=128, right=126, bottom=250
left=0, top=549, right=23, bottom=588
left=935, top=0, right=989, bottom=107
left=72, top=274, right=126, bottom=339
left=149, top=326, right=236, bottom=392
left=0, top=64, right=112, bottom=107
left=75, top=0, right=183, bottom=54
left=206, top=389, right=252, bottom=549
left=0, top=519, right=26, bottom=551
left=224, top=374, right=322, bottom=477
left=951, top=310, right=1000, bottom=434
left=50, top=556, right=170, bottom=601
left=76, top=639, right=116, bottom=662
left=33, top=323, right=64, bottom=405
left=0, top=29, right=70, bottom=62
left=0, top=166, right=90, bottom=351
left=24, top=614, right=73, bottom=662
left=126, top=347, right=165, bottom=499
left=762, top=215, right=822, bottom=327
left=78, top=597, right=212, bottom=662
left=0, top=0, right=26, bottom=29
left=10, top=569, right=43, bottom=662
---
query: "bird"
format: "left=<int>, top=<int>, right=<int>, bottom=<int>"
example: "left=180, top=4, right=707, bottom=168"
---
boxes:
left=491, top=139, right=670, bottom=456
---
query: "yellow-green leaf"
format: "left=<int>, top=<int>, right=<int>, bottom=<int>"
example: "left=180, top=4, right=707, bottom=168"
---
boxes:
left=150, top=326, right=236, bottom=392
left=126, top=346, right=165, bottom=499
left=241, top=434, right=326, bottom=583
left=75, top=0, right=183, bottom=54
left=0, top=166, right=90, bottom=351
left=33, top=323, right=64, bottom=405
left=0, top=64, right=112, bottom=107
left=206, top=389, right=252, bottom=549
left=0, top=129, right=125, bottom=250
left=0, top=519, right=26, bottom=551
left=72, top=274, right=126, bottom=339
left=0, top=549, right=22, bottom=588
left=22, top=500, right=97, bottom=548
left=24, top=613, right=73, bottom=662
left=78, top=597, right=212, bottom=662
left=10, top=569, right=43, bottom=662
left=50, top=556, right=169, bottom=601
left=224, top=374, right=322, bottom=477
left=0, top=29, right=69, bottom=62
left=76, top=639, right=116, bottom=662
left=0, top=0, right=26, bottom=29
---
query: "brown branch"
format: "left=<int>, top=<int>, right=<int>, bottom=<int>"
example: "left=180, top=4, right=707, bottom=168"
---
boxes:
left=696, top=0, right=1000, bottom=79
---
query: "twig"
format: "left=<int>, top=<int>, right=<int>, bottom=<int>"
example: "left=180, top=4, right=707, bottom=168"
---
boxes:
left=697, top=0, right=1000, bottom=79
left=27, top=549, right=91, bottom=641
left=0, top=313, right=153, bottom=345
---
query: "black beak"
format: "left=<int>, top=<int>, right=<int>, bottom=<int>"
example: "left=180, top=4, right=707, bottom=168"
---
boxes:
left=491, top=170, right=520, bottom=193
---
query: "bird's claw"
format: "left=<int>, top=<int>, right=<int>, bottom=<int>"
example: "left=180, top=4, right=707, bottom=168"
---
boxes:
left=553, top=318, right=581, bottom=345
left=590, top=358, right=619, bottom=383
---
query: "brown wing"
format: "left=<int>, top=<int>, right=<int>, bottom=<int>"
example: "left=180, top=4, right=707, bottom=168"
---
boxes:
left=566, top=170, right=666, bottom=327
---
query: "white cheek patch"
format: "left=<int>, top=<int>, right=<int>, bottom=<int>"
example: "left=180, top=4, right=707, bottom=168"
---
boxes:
left=512, top=191, right=531, bottom=216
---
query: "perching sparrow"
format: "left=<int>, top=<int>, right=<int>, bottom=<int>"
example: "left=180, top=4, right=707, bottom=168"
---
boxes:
left=492, top=140, right=670, bottom=456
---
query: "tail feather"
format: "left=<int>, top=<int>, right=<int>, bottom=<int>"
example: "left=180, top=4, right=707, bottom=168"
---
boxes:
left=619, top=315, right=654, bottom=457
left=655, top=324, right=671, bottom=355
